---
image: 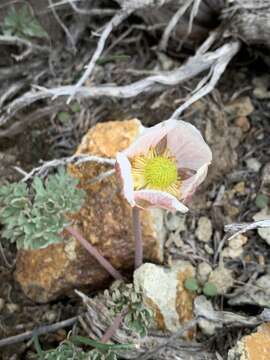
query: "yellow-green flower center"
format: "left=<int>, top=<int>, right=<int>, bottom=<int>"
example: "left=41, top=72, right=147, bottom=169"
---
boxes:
left=131, top=148, right=181, bottom=197
left=144, top=156, right=178, bottom=189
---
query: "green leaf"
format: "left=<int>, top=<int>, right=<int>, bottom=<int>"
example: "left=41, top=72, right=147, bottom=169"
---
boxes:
left=33, top=176, right=45, bottom=195
left=70, top=336, right=133, bottom=351
left=184, top=277, right=199, bottom=292
left=23, top=19, right=48, bottom=38
left=58, top=111, right=71, bottom=123
left=0, top=169, right=85, bottom=250
left=70, top=102, right=81, bottom=113
left=255, top=193, right=269, bottom=209
left=2, top=5, right=48, bottom=39
left=32, top=335, right=44, bottom=359
left=96, top=54, right=131, bottom=65
left=203, top=282, right=218, bottom=297
left=128, top=319, right=146, bottom=337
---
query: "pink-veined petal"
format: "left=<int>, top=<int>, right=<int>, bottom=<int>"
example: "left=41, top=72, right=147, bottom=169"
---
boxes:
left=167, top=120, right=212, bottom=170
left=134, top=189, right=189, bottom=213
left=115, top=153, right=135, bottom=207
left=124, top=119, right=179, bottom=158
left=180, top=163, right=209, bottom=201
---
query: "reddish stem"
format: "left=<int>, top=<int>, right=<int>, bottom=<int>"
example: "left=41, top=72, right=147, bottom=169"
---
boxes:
left=101, top=309, right=127, bottom=343
left=66, top=226, right=123, bottom=281
left=132, top=207, right=143, bottom=269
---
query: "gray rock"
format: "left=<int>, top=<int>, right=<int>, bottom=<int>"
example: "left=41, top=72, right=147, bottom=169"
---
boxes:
left=194, top=296, right=221, bottom=336
left=196, top=217, right=213, bottom=243
left=165, top=212, right=186, bottom=232
left=253, top=76, right=270, bottom=99
left=253, top=208, right=270, bottom=245
left=197, top=262, right=212, bottom=284
left=229, top=275, right=270, bottom=307
left=134, top=262, right=195, bottom=332
left=245, top=158, right=262, bottom=172
left=208, top=265, right=234, bottom=295
left=221, top=234, right=248, bottom=259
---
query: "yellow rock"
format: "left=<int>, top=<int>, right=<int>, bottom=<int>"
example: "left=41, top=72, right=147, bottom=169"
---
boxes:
left=15, top=120, right=165, bottom=302
left=228, top=323, right=270, bottom=360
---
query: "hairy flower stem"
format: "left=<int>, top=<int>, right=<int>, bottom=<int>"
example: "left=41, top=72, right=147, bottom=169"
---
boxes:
left=66, top=226, right=123, bottom=281
left=132, top=207, right=143, bottom=269
left=101, top=308, right=128, bottom=343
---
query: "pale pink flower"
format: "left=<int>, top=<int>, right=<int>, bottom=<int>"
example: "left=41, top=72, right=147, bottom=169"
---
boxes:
left=116, top=119, right=212, bottom=212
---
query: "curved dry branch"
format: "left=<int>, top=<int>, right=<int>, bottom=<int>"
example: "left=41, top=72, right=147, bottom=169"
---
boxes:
left=170, top=41, right=240, bottom=118
left=67, top=9, right=132, bottom=103
left=1, top=41, right=240, bottom=127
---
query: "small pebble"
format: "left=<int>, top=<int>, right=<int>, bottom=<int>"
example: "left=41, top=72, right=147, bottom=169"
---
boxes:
left=225, top=96, right=254, bottom=117
left=246, top=158, right=262, bottom=172
left=204, top=244, right=214, bottom=255
left=165, top=212, right=186, bottom=232
left=197, top=262, right=212, bottom=284
left=208, top=265, right=234, bottom=295
left=6, top=303, right=20, bottom=313
left=229, top=234, right=248, bottom=250
left=234, top=116, right=250, bottom=132
left=196, top=217, right=213, bottom=242
left=43, top=310, right=57, bottom=323
left=232, top=181, right=246, bottom=195
left=222, top=246, right=243, bottom=259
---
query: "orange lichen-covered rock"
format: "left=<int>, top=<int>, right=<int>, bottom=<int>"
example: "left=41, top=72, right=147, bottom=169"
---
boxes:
left=15, top=120, right=165, bottom=303
left=228, top=323, right=270, bottom=360
left=134, top=262, right=195, bottom=336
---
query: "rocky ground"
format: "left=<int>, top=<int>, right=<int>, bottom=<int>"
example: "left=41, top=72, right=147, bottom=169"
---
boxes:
left=0, top=2, right=270, bottom=360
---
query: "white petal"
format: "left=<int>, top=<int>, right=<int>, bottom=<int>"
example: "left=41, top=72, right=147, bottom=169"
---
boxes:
left=134, top=189, right=189, bottom=213
left=167, top=120, right=212, bottom=170
left=180, top=163, right=209, bottom=201
left=115, top=153, right=135, bottom=206
left=124, top=119, right=179, bottom=157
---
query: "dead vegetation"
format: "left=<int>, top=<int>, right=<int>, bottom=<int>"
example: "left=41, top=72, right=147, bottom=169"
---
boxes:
left=0, top=0, right=270, bottom=359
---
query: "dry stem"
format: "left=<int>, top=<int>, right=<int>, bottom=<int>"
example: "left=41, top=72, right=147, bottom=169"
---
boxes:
left=66, top=226, right=124, bottom=281
left=1, top=41, right=240, bottom=126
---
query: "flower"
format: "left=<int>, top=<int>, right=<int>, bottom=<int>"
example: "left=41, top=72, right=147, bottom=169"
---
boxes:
left=116, top=119, right=212, bottom=212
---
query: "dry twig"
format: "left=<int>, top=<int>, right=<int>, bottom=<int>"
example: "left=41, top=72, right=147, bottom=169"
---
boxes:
left=1, top=41, right=240, bottom=126
left=67, top=9, right=132, bottom=103
left=170, top=41, right=240, bottom=119
left=0, top=35, right=49, bottom=61
left=0, top=315, right=79, bottom=348
left=48, top=0, right=77, bottom=53
left=16, top=154, right=115, bottom=181
left=159, top=0, right=193, bottom=50
left=225, top=220, right=270, bottom=241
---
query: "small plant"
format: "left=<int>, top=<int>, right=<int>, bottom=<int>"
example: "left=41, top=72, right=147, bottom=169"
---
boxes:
left=35, top=339, right=89, bottom=360
left=57, top=102, right=81, bottom=124
left=202, top=282, right=218, bottom=297
left=34, top=334, right=133, bottom=360
left=2, top=5, right=48, bottom=39
left=104, top=281, right=153, bottom=337
left=0, top=168, right=85, bottom=249
left=71, top=336, right=133, bottom=360
left=184, top=277, right=218, bottom=297
left=184, top=277, right=199, bottom=292
left=255, top=193, right=269, bottom=209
